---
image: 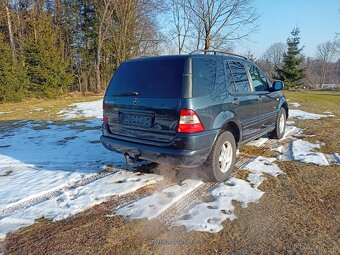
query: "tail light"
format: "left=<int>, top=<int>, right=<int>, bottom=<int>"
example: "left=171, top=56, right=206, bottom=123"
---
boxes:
left=177, top=109, right=204, bottom=133
left=103, top=102, right=108, bottom=123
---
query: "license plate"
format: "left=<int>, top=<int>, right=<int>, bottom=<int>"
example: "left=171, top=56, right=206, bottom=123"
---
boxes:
left=120, top=114, right=152, bottom=128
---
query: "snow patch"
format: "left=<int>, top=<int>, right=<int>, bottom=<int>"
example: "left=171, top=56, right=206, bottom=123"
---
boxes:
left=243, top=156, right=283, bottom=188
left=113, top=179, right=203, bottom=220
left=58, top=99, right=103, bottom=119
left=289, top=102, right=301, bottom=107
left=289, top=109, right=333, bottom=120
left=283, top=125, right=302, bottom=138
left=291, top=140, right=329, bottom=166
left=172, top=178, right=264, bottom=233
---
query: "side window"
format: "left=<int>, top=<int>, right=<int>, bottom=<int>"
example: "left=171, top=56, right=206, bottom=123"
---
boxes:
left=246, top=63, right=269, bottom=92
left=192, top=58, right=216, bottom=97
left=227, top=61, right=251, bottom=92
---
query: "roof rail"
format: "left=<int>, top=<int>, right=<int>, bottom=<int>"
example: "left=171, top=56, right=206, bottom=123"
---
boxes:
left=189, top=50, right=248, bottom=60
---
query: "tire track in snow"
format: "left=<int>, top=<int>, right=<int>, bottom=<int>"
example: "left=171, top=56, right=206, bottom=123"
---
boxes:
left=157, top=182, right=217, bottom=225
left=0, top=168, right=125, bottom=218
left=158, top=136, right=295, bottom=226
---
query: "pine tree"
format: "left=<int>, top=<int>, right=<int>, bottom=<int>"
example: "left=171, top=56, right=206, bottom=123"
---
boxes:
left=275, top=28, right=306, bottom=89
left=23, top=11, right=73, bottom=98
left=0, top=33, right=28, bottom=102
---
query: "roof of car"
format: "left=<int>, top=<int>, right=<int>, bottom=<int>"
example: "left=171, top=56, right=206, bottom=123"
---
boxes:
left=126, top=52, right=248, bottom=63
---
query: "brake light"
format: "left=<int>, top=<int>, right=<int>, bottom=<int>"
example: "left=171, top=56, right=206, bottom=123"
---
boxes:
left=177, top=109, right=204, bottom=133
left=103, top=102, right=108, bottom=123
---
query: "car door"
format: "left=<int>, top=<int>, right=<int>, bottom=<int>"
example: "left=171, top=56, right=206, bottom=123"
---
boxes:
left=245, top=62, right=280, bottom=130
left=225, top=60, right=260, bottom=140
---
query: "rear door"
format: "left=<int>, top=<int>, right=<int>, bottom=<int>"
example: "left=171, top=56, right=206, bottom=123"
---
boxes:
left=245, top=62, right=279, bottom=130
left=104, top=58, right=185, bottom=143
left=226, top=61, right=260, bottom=140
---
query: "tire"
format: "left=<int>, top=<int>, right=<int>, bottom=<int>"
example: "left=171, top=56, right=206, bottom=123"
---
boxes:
left=203, top=131, right=236, bottom=182
left=268, top=107, right=286, bottom=139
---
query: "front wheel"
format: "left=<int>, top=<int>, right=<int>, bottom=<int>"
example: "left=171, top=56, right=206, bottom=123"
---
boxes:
left=268, top=107, right=286, bottom=139
left=203, top=131, right=236, bottom=182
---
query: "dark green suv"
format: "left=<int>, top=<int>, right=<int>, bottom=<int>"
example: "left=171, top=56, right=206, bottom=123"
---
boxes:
left=101, top=50, right=288, bottom=182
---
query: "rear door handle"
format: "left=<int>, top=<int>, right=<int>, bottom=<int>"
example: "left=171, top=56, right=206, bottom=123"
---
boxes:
left=232, top=98, right=240, bottom=105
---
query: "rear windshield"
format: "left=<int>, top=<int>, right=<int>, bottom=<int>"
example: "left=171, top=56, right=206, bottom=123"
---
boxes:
left=107, top=59, right=185, bottom=98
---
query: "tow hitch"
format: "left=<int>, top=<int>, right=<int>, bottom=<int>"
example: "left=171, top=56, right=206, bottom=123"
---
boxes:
left=124, top=152, right=137, bottom=166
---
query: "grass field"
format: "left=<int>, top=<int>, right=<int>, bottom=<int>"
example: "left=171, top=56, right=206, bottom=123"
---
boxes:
left=1, top=91, right=340, bottom=255
left=284, top=91, right=340, bottom=153
left=0, top=95, right=102, bottom=121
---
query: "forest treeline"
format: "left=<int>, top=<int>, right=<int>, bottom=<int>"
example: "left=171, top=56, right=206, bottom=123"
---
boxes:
left=0, top=0, right=167, bottom=102
left=0, top=0, right=339, bottom=102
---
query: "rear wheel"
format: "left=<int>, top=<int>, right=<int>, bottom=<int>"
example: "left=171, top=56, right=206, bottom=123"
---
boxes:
left=203, top=131, right=236, bottom=182
left=268, top=107, right=286, bottom=139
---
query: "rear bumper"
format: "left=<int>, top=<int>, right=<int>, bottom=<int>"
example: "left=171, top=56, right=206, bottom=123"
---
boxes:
left=100, top=127, right=219, bottom=168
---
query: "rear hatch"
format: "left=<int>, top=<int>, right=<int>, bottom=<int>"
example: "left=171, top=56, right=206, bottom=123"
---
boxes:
left=104, top=57, right=186, bottom=143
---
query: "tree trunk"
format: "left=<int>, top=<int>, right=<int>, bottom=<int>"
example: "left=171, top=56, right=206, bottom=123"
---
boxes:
left=4, top=1, right=16, bottom=62
left=204, top=35, right=210, bottom=51
left=95, top=1, right=112, bottom=93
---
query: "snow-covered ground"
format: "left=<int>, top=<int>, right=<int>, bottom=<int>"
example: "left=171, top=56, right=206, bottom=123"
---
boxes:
left=0, top=100, right=161, bottom=238
left=0, top=99, right=338, bottom=237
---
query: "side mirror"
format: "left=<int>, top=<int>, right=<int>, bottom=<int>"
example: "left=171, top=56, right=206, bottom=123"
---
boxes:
left=272, top=80, right=284, bottom=91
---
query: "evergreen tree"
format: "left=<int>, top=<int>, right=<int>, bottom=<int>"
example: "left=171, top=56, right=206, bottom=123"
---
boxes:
left=0, top=33, right=28, bottom=102
left=275, top=28, right=306, bottom=89
left=23, top=11, right=73, bottom=98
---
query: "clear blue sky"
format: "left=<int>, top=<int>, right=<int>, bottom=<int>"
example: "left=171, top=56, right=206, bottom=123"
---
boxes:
left=236, top=0, right=340, bottom=58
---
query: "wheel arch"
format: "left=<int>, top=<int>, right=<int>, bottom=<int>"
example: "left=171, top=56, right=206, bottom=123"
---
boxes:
left=220, top=120, right=241, bottom=145
left=280, top=101, right=289, bottom=118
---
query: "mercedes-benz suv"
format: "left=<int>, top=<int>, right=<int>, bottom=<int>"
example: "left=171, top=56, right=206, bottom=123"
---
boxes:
left=100, top=50, right=288, bottom=182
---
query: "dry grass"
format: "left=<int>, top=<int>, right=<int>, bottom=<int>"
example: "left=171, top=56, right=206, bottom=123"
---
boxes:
left=0, top=95, right=102, bottom=121
left=239, top=145, right=279, bottom=158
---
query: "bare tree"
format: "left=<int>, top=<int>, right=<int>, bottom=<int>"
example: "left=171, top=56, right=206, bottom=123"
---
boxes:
left=261, top=42, right=286, bottom=67
left=110, top=0, right=164, bottom=66
left=184, top=0, right=259, bottom=51
left=315, top=40, right=339, bottom=84
left=316, top=40, right=338, bottom=62
left=169, top=0, right=191, bottom=54
left=96, top=0, right=114, bottom=92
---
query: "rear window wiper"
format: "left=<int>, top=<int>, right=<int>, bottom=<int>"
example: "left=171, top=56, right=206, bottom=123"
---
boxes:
left=111, top=91, right=140, bottom=97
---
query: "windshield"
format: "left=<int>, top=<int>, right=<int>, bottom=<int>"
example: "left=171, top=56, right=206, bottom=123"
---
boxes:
left=107, top=59, right=185, bottom=98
